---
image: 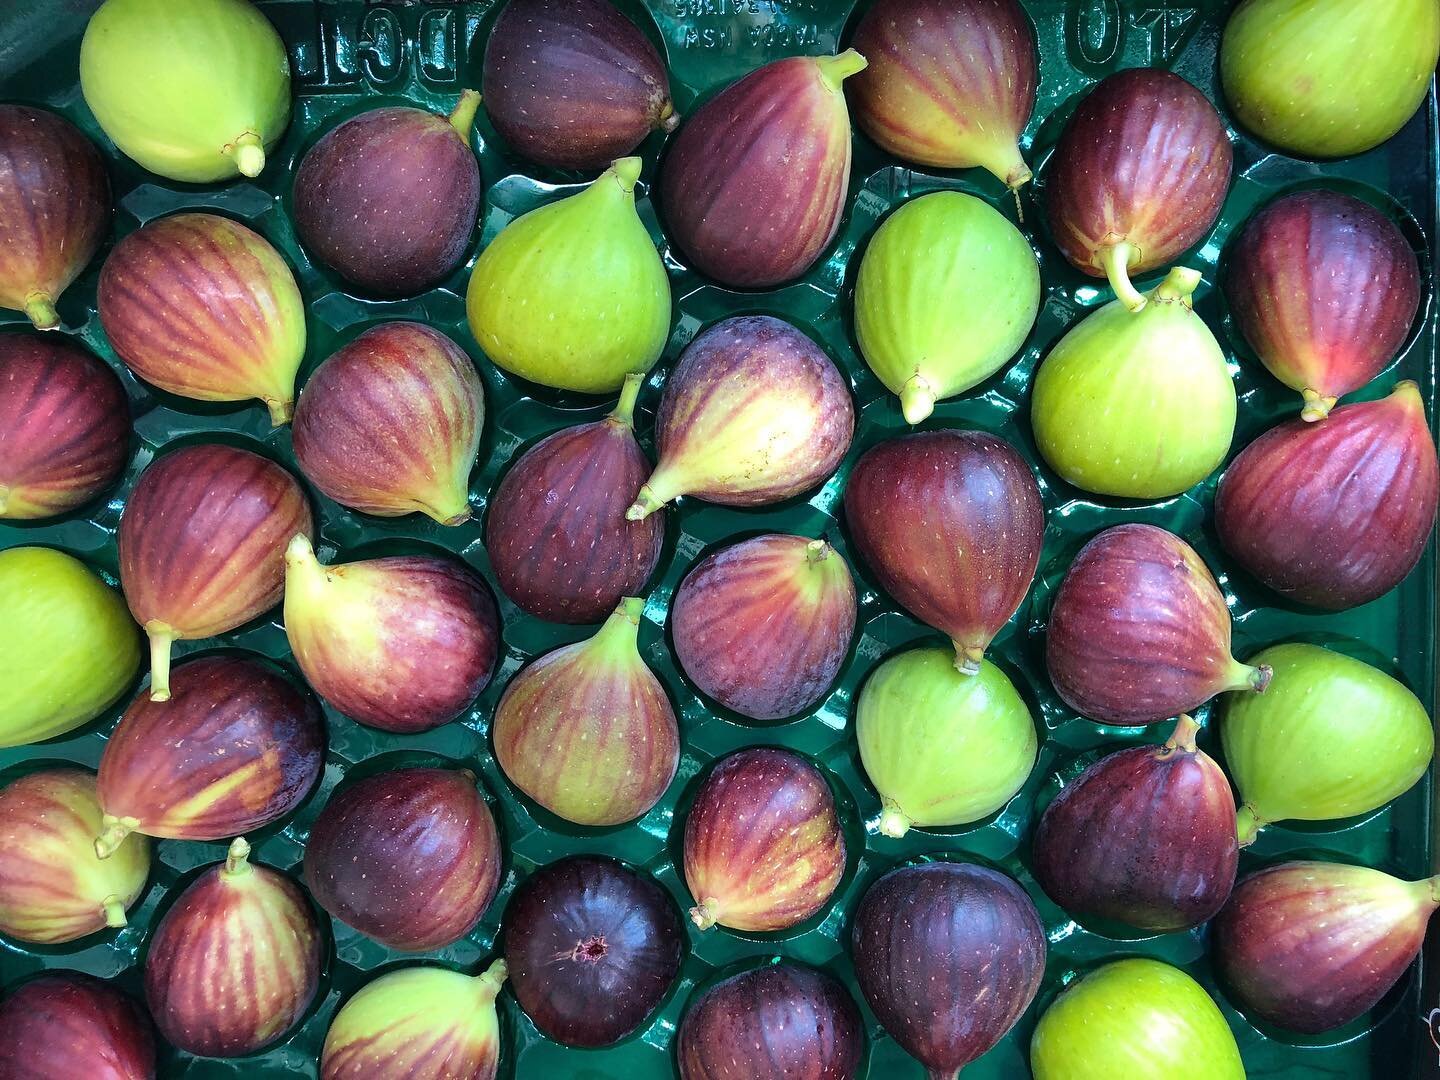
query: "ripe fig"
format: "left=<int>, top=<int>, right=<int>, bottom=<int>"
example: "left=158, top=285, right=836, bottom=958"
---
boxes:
left=628, top=316, right=853, bottom=518
left=1215, top=382, right=1439, bottom=610
left=844, top=430, right=1044, bottom=672
left=98, top=212, right=305, bottom=425
left=0, top=972, right=156, bottom=1080
left=683, top=748, right=846, bottom=932
left=671, top=534, right=856, bottom=721
left=284, top=536, right=500, bottom=733
left=303, top=766, right=501, bottom=951
left=659, top=51, right=866, bottom=288
left=493, top=596, right=678, bottom=826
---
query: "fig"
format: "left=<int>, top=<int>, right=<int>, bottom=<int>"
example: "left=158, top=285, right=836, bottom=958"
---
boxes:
left=0, top=769, right=149, bottom=944
left=504, top=855, right=684, bottom=1047
left=145, top=838, right=320, bottom=1058
left=677, top=963, right=863, bottom=1080
left=0, top=333, right=129, bottom=520
left=0, top=105, right=108, bottom=329
left=854, top=190, right=1041, bottom=423
left=671, top=534, right=856, bottom=721
left=852, top=862, right=1045, bottom=1078
left=97, top=212, right=306, bottom=425
left=94, top=655, right=325, bottom=857
left=856, top=647, right=1036, bottom=837
left=683, top=747, right=846, bottom=932
left=843, top=430, right=1044, bottom=672
left=466, top=157, right=670, bottom=393
left=117, top=444, right=313, bottom=702
left=1044, top=69, right=1232, bottom=311
left=483, top=0, right=678, bottom=170
left=1031, top=267, right=1236, bottom=499
left=292, top=322, right=483, bottom=525
left=0, top=972, right=156, bottom=1080
left=293, top=92, right=482, bottom=296
left=1215, top=382, right=1439, bottom=610
left=493, top=596, right=678, bottom=825
left=659, top=51, right=866, bottom=288
left=1224, top=190, right=1421, bottom=420
left=627, top=316, right=854, bottom=519
left=303, top=766, right=501, bottom=951
left=80, top=0, right=292, bottom=182
left=0, top=547, right=141, bottom=748
left=284, top=536, right=501, bottom=733
left=486, top=373, right=663, bottom=623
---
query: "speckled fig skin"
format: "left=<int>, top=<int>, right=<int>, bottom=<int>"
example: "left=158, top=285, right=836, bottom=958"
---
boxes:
left=0, top=972, right=156, bottom=1080
left=483, top=0, right=677, bottom=170
left=0, top=105, right=109, bottom=330
left=486, top=374, right=663, bottom=623
left=0, top=333, right=129, bottom=520
left=1216, top=383, right=1438, bottom=611
left=677, top=963, right=863, bottom=1080
left=852, top=862, right=1045, bottom=1078
left=293, top=92, right=481, bottom=296
left=303, top=767, right=501, bottom=951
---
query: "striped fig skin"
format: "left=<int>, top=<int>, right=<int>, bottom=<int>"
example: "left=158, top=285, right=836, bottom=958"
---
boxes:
left=852, top=862, right=1045, bottom=1077
left=98, top=213, right=306, bottom=426
left=671, top=535, right=856, bottom=720
left=677, top=963, right=863, bottom=1080
left=683, top=748, right=846, bottom=932
left=145, top=839, right=321, bottom=1058
left=0, top=105, right=109, bottom=330
left=293, top=323, right=484, bottom=526
left=1216, top=383, right=1438, bottom=610
left=483, top=0, right=677, bottom=170
left=843, top=430, right=1043, bottom=673
left=0, top=972, right=156, bottom=1080
left=303, top=767, right=502, bottom=951
left=1046, top=524, right=1271, bottom=726
left=0, top=333, right=129, bottom=519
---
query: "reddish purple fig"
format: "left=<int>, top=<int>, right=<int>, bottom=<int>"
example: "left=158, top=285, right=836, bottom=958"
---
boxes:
left=117, top=444, right=314, bottom=702
left=0, top=105, right=109, bottom=330
left=1215, top=382, right=1439, bottom=610
left=844, top=430, right=1043, bottom=674
left=94, top=655, right=325, bottom=857
left=1031, top=715, right=1239, bottom=932
left=483, top=0, right=678, bottom=170
left=1214, top=860, right=1439, bottom=1033
left=487, top=373, right=663, bottom=623
left=1046, top=524, right=1271, bottom=725
left=660, top=51, right=867, bottom=288
left=0, top=973, right=156, bottom=1080
left=852, top=862, right=1045, bottom=1078
left=1045, top=69, right=1233, bottom=312
left=293, top=322, right=484, bottom=526
left=304, top=767, right=502, bottom=951
left=0, top=333, right=129, bottom=520
left=1225, top=190, right=1421, bottom=420
left=504, top=855, right=684, bottom=1047
left=677, top=963, right=864, bottom=1080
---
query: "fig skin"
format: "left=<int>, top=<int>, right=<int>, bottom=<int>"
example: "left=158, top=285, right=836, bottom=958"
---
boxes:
left=670, top=535, right=856, bottom=721
left=1224, top=190, right=1421, bottom=421
left=1215, top=382, right=1439, bottom=610
left=483, top=0, right=678, bottom=170
left=486, top=374, right=663, bottom=623
left=683, top=747, right=847, bottom=932
left=0, top=333, right=129, bottom=520
left=0, top=972, right=156, bottom=1080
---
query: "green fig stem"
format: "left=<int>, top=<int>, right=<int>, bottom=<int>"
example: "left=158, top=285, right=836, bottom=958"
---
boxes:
left=609, top=156, right=643, bottom=195
left=1098, top=241, right=1147, bottom=313
left=264, top=397, right=294, bottom=426
left=146, top=624, right=176, bottom=702
left=431, top=504, right=473, bottom=527
left=610, top=373, right=644, bottom=428
left=1161, top=714, right=1201, bottom=754
left=23, top=290, right=59, bottom=330
left=805, top=539, right=831, bottom=564
left=952, top=642, right=984, bottom=676
left=286, top=532, right=322, bottom=575
left=1224, top=660, right=1273, bottom=695
left=1236, top=804, right=1264, bottom=847
left=658, top=100, right=680, bottom=134
left=223, top=837, right=253, bottom=877
left=878, top=801, right=913, bottom=838
left=815, top=49, right=868, bottom=92
left=94, top=815, right=137, bottom=859
left=1392, top=380, right=1424, bottom=409
left=593, top=596, right=645, bottom=652
left=475, top=958, right=508, bottom=1000
left=448, top=89, right=482, bottom=140
left=1300, top=388, right=1337, bottom=422
left=1153, top=266, right=1202, bottom=307
left=626, top=480, right=671, bottom=521
left=228, top=132, right=266, bottom=178
left=900, top=374, right=936, bottom=425
left=689, top=899, right=720, bottom=930
left=101, top=895, right=128, bottom=928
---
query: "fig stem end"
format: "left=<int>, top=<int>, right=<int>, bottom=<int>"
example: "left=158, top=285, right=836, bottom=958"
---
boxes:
left=658, top=101, right=679, bottom=134
left=805, top=539, right=830, bottom=564
left=1153, top=266, right=1202, bottom=306
left=1098, top=241, right=1147, bottom=313
left=228, top=132, right=266, bottom=177
left=223, top=837, right=252, bottom=877
left=94, top=815, right=137, bottom=860
left=449, top=89, right=482, bottom=140
left=626, top=484, right=667, bottom=521
left=611, top=373, right=644, bottom=428
left=815, top=49, right=868, bottom=91
left=900, top=375, right=935, bottom=425
left=953, top=642, right=984, bottom=675
left=23, top=290, right=59, bottom=330
left=1236, top=804, right=1264, bottom=847
left=1300, top=388, right=1337, bottom=422
left=101, top=894, right=127, bottom=928
left=609, top=156, right=643, bottom=194
left=264, top=397, right=294, bottom=426
left=146, top=624, right=176, bottom=702
left=1163, top=714, right=1201, bottom=754
left=689, top=900, right=720, bottom=930
left=476, top=958, right=508, bottom=998
left=878, top=803, right=912, bottom=838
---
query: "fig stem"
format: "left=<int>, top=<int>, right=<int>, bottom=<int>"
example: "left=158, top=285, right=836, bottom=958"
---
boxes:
left=23, top=290, right=59, bottom=330
left=878, top=801, right=913, bottom=838
left=952, top=642, right=984, bottom=676
left=815, top=49, right=868, bottom=92
left=475, top=958, right=508, bottom=1000
left=900, top=374, right=936, bottom=425
left=609, top=156, right=643, bottom=195
left=610, top=373, right=644, bottom=428
left=1097, top=241, right=1147, bottom=313
left=1235, top=804, right=1264, bottom=847
left=689, top=899, right=720, bottom=930
left=448, top=89, right=482, bottom=140
left=101, top=894, right=127, bottom=928
left=223, top=836, right=252, bottom=877
left=94, top=815, right=137, bottom=859
left=805, top=539, right=830, bottom=564
left=625, top=481, right=670, bottom=521
left=264, top=397, right=294, bottom=426
left=146, top=623, right=176, bottom=702
left=1300, top=388, right=1337, bottom=422
left=925, top=1069, right=961, bottom=1080
left=1224, top=659, right=1272, bottom=695
left=1153, top=266, right=1202, bottom=306
left=1162, top=714, right=1201, bottom=754
left=228, top=132, right=266, bottom=178
left=657, top=100, right=680, bottom=134
left=429, top=502, right=473, bottom=527
left=593, top=596, right=645, bottom=653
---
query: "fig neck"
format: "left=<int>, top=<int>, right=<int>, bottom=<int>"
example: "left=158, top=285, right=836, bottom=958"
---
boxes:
left=1235, top=804, right=1264, bottom=847
left=1151, top=266, right=1202, bottom=308
left=878, top=799, right=913, bottom=838
left=600, top=157, right=643, bottom=201
left=222, top=837, right=253, bottom=879
left=145, top=622, right=177, bottom=702
left=94, top=814, right=139, bottom=860
left=448, top=89, right=482, bottom=141
left=815, top=49, right=868, bottom=93
left=1224, top=659, right=1273, bottom=695
left=1299, top=388, right=1337, bottom=423
left=227, top=132, right=266, bottom=178
left=474, top=958, right=508, bottom=1002
left=23, top=290, right=58, bottom=330
left=900, top=373, right=936, bottom=425
left=101, top=895, right=128, bottom=928
left=689, top=899, right=721, bottom=930
left=1391, top=380, right=1425, bottom=415
left=970, top=138, right=1033, bottom=201
left=1160, top=714, right=1201, bottom=755
left=591, top=597, right=645, bottom=656
left=609, top=373, right=644, bottom=429
left=418, top=492, right=473, bottom=527
left=1097, top=241, right=1147, bottom=312
left=285, top=533, right=330, bottom=598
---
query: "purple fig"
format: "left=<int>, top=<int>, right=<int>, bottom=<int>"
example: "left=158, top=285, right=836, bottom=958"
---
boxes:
left=0, top=972, right=156, bottom=1080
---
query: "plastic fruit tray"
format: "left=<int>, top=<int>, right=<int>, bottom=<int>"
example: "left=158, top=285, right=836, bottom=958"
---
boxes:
left=1, top=1, right=1436, bottom=1076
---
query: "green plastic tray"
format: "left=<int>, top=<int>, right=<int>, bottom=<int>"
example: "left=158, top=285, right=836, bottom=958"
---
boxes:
left=1, top=1, right=1436, bottom=1076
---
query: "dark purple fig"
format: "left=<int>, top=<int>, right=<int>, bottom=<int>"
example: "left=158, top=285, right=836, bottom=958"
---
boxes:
left=677, top=963, right=864, bottom=1080
left=852, top=862, right=1045, bottom=1078
left=483, top=0, right=678, bottom=170
left=0, top=972, right=156, bottom=1080
left=1031, top=715, right=1239, bottom=932
left=504, top=854, right=684, bottom=1047
left=1046, top=524, right=1271, bottom=725
left=844, top=430, right=1044, bottom=674
left=1215, top=382, right=1439, bottom=610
